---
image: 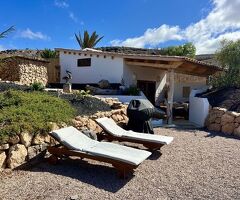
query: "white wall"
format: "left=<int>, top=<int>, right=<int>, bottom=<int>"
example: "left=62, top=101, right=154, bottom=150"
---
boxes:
left=123, top=63, right=167, bottom=104
left=189, top=89, right=210, bottom=127
left=174, top=83, right=208, bottom=102
left=59, top=52, right=124, bottom=84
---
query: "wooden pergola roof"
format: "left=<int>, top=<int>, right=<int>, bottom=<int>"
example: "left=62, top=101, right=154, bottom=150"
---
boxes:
left=56, top=48, right=221, bottom=77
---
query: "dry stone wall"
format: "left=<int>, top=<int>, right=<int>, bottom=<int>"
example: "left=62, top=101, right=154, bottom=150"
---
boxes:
left=19, top=62, right=48, bottom=85
left=0, top=97, right=128, bottom=171
left=0, top=56, right=48, bottom=86
left=206, top=107, right=240, bottom=137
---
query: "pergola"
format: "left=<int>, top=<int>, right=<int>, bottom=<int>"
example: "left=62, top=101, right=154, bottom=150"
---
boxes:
left=123, top=54, right=221, bottom=124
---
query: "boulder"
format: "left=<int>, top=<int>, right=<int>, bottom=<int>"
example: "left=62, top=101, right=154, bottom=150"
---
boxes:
left=221, top=123, right=235, bottom=135
left=208, top=123, right=221, bottom=132
left=233, top=126, right=240, bottom=137
left=215, top=117, right=221, bottom=124
left=0, top=143, right=9, bottom=150
left=27, top=144, right=47, bottom=160
left=235, top=116, right=240, bottom=123
left=0, top=151, right=7, bottom=169
left=227, top=111, right=240, bottom=118
left=221, top=114, right=235, bottom=125
left=7, top=144, right=27, bottom=169
left=8, top=135, right=20, bottom=145
left=32, top=134, right=46, bottom=145
left=86, top=119, right=97, bottom=130
left=20, top=131, right=33, bottom=147
left=98, top=79, right=110, bottom=89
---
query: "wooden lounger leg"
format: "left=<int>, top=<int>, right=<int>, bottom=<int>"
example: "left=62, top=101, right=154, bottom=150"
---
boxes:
left=112, top=164, right=134, bottom=179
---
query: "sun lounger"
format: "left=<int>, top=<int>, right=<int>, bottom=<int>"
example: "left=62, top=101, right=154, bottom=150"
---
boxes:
left=47, top=126, right=151, bottom=178
left=96, top=117, right=174, bottom=151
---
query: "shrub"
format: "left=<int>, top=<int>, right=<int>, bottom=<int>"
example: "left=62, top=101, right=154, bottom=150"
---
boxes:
left=40, top=49, right=58, bottom=59
left=0, top=90, right=76, bottom=143
left=30, top=82, right=45, bottom=91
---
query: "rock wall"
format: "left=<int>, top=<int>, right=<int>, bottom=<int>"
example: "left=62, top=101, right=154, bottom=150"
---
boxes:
left=0, top=97, right=128, bottom=171
left=19, top=62, right=48, bottom=85
left=0, top=56, right=48, bottom=86
left=206, top=107, right=240, bottom=137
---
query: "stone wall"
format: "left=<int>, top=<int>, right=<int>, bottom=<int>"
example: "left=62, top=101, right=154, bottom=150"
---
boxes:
left=19, top=62, right=48, bottom=85
left=0, top=97, right=128, bottom=170
left=0, top=56, right=48, bottom=86
left=206, top=107, right=240, bottom=137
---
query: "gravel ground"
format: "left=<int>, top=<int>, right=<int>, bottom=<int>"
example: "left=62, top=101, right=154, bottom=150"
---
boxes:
left=0, top=128, right=240, bottom=200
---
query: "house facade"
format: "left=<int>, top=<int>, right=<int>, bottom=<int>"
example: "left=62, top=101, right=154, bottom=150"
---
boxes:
left=56, top=48, right=219, bottom=105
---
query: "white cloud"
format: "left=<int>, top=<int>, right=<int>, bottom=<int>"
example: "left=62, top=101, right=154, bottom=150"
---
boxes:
left=111, top=0, right=240, bottom=54
left=69, top=12, right=78, bottom=23
left=111, top=25, right=183, bottom=48
left=17, top=28, right=50, bottom=40
left=54, top=0, right=69, bottom=8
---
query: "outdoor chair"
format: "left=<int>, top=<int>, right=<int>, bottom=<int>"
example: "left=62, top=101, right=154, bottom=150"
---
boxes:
left=47, top=126, right=151, bottom=178
left=96, top=117, right=174, bottom=151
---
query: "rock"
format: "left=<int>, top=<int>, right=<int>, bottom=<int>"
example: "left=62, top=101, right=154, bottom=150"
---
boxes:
left=116, top=114, right=124, bottom=121
left=20, top=131, right=33, bottom=147
left=70, top=194, right=79, bottom=200
left=75, top=116, right=82, bottom=121
left=111, top=114, right=119, bottom=122
left=111, top=102, right=122, bottom=109
left=235, top=116, right=240, bottom=123
left=49, top=122, right=59, bottom=131
left=8, top=135, right=20, bottom=145
left=7, top=144, right=28, bottom=169
left=0, top=143, right=9, bottom=150
left=32, top=134, right=45, bottom=144
left=0, top=151, right=7, bottom=169
left=227, top=111, right=240, bottom=118
left=212, top=107, right=227, bottom=113
left=27, top=144, right=47, bottom=160
left=208, top=123, right=221, bottom=132
left=221, top=123, right=235, bottom=135
left=86, top=119, right=96, bottom=130
left=98, top=79, right=110, bottom=89
left=233, top=126, right=240, bottom=137
left=221, top=114, right=235, bottom=125
left=215, top=117, right=221, bottom=124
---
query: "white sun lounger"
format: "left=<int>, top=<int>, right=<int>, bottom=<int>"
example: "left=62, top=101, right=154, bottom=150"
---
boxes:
left=96, top=117, right=174, bottom=150
left=48, top=126, right=151, bottom=178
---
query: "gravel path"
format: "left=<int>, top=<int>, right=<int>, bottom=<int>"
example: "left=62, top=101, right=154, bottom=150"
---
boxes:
left=0, top=128, right=240, bottom=200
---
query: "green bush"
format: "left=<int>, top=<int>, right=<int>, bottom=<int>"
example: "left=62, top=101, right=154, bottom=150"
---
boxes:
left=30, top=82, right=45, bottom=91
left=40, top=49, right=58, bottom=59
left=0, top=90, right=76, bottom=143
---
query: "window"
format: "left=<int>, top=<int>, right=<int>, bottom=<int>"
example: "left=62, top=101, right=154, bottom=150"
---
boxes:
left=77, top=58, right=91, bottom=67
left=182, top=86, right=191, bottom=98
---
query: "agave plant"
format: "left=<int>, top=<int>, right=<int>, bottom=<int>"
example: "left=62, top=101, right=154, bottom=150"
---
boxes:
left=0, top=26, right=15, bottom=39
left=75, top=31, right=104, bottom=49
left=40, top=49, right=58, bottom=59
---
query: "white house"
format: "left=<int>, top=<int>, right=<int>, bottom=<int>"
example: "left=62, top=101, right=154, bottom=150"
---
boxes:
left=56, top=47, right=220, bottom=107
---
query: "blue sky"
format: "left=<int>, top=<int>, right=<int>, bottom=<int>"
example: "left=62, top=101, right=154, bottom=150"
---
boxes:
left=1, top=0, right=240, bottom=54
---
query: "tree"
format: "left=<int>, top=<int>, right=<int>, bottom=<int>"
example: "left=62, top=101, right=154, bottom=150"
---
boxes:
left=159, top=42, right=196, bottom=58
left=0, top=26, right=15, bottom=39
left=210, top=39, right=240, bottom=88
left=40, top=49, right=58, bottom=59
left=75, top=31, right=104, bottom=49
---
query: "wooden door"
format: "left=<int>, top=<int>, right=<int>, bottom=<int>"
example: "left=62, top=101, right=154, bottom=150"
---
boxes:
left=137, top=80, right=156, bottom=104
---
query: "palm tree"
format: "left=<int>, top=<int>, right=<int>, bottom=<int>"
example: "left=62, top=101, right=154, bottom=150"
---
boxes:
left=0, top=26, right=15, bottom=39
left=75, top=31, right=104, bottom=49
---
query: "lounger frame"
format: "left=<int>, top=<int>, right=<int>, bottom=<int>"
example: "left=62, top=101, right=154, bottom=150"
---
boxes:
left=97, top=131, right=164, bottom=151
left=47, top=144, right=138, bottom=179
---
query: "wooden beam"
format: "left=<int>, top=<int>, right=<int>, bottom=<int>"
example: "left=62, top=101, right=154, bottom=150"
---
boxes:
left=125, top=61, right=179, bottom=69
left=167, top=69, right=174, bottom=124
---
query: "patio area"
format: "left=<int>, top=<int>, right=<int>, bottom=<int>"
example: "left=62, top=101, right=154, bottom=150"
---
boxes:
left=0, top=127, right=239, bottom=200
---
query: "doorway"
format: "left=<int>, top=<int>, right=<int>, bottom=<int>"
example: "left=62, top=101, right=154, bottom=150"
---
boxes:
left=137, top=80, right=156, bottom=104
